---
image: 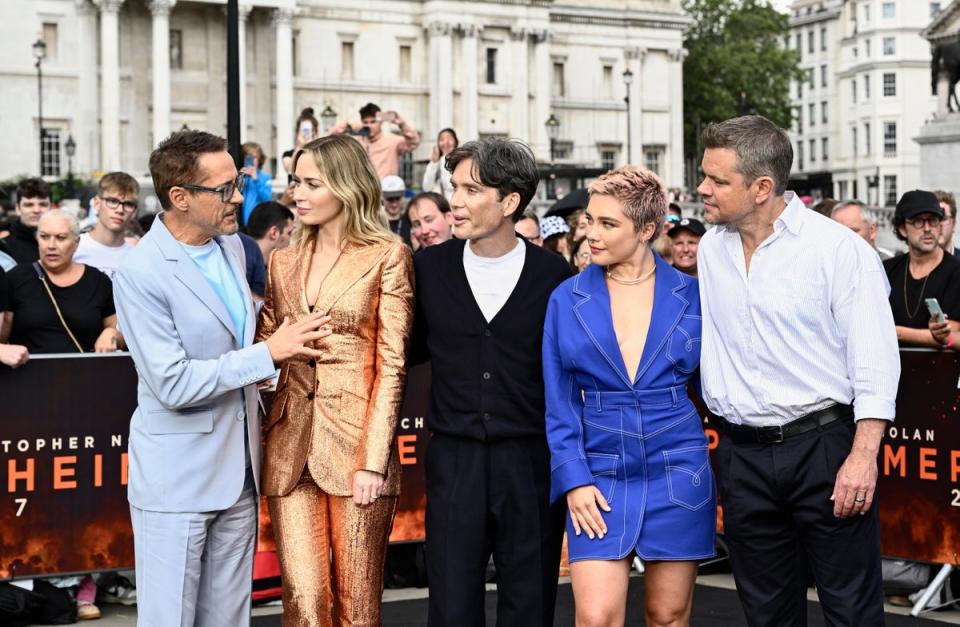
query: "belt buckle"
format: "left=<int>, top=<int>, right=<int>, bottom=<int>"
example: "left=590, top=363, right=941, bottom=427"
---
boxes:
left=760, top=424, right=785, bottom=444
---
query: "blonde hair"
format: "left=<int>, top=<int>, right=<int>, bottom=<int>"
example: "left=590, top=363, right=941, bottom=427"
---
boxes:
left=39, top=209, right=81, bottom=238
left=291, top=135, right=395, bottom=247
left=588, top=165, right=668, bottom=240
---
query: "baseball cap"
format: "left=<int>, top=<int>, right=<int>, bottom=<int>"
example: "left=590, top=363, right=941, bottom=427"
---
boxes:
left=669, top=218, right=706, bottom=238
left=895, top=190, right=944, bottom=220
left=381, top=175, right=406, bottom=199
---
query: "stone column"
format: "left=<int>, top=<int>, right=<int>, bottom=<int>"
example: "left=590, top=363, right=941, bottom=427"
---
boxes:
left=459, top=24, right=480, bottom=142
left=624, top=46, right=645, bottom=165
left=273, top=8, right=294, bottom=169
left=96, top=0, right=124, bottom=172
left=531, top=29, right=551, bottom=160
left=509, top=26, right=529, bottom=141
left=238, top=4, right=252, bottom=139
left=75, top=0, right=99, bottom=174
left=667, top=48, right=687, bottom=188
left=148, top=0, right=175, bottom=148
left=427, top=21, right=454, bottom=135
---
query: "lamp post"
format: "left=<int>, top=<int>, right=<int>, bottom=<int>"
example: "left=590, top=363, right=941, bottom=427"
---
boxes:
left=545, top=113, right=560, bottom=199
left=33, top=38, right=47, bottom=175
left=321, top=105, right=337, bottom=133
left=623, top=68, right=633, bottom=164
left=64, top=134, right=76, bottom=198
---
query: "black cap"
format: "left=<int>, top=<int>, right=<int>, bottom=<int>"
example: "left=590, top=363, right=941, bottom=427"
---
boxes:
left=896, top=190, right=944, bottom=220
left=669, top=218, right=706, bottom=238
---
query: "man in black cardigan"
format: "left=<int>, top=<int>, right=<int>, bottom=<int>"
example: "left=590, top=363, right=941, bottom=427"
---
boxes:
left=411, top=138, right=572, bottom=626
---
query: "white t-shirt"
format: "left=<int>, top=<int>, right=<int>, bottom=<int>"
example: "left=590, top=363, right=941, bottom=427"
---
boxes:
left=74, top=233, right=133, bottom=279
left=463, top=238, right=526, bottom=322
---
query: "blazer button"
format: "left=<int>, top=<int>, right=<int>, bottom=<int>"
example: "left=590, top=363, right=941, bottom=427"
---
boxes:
left=483, top=412, right=491, bottom=421
left=307, top=392, right=315, bottom=401
left=484, top=329, right=492, bottom=337
left=307, top=358, right=316, bottom=368
left=482, top=372, right=491, bottom=380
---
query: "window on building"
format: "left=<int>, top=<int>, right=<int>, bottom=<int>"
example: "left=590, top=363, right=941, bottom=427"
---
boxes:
left=863, top=73, right=870, bottom=100
left=884, top=175, right=897, bottom=206
left=821, top=101, right=828, bottom=124
left=552, top=62, right=566, bottom=97
left=601, top=149, right=617, bottom=171
left=809, top=103, right=816, bottom=127
left=821, top=65, right=827, bottom=87
left=602, top=64, right=613, bottom=99
left=644, top=148, right=663, bottom=176
left=864, top=121, right=871, bottom=155
left=808, top=68, right=815, bottom=89
left=821, top=27, right=827, bottom=51
left=485, top=47, right=497, bottom=84
left=808, top=30, right=814, bottom=54
left=42, top=22, right=58, bottom=63
left=399, top=45, right=412, bottom=82
left=931, top=3, right=943, bottom=18
left=797, top=142, right=804, bottom=170
left=822, top=137, right=829, bottom=161
left=852, top=78, right=857, bottom=103
left=797, top=78, right=803, bottom=99
left=882, top=2, right=895, bottom=18
left=884, top=122, right=897, bottom=155
left=838, top=181, right=848, bottom=200
left=292, top=30, right=300, bottom=76
left=796, top=106, right=803, bottom=134
left=883, top=72, right=896, bottom=96
left=796, top=33, right=802, bottom=55
left=883, top=37, right=896, bottom=55
left=40, top=128, right=61, bottom=177
left=341, top=41, right=355, bottom=80
left=851, top=126, right=857, bottom=156
left=864, top=38, right=871, bottom=57
left=399, top=152, right=414, bottom=187
left=170, top=29, right=183, bottom=70
left=863, top=2, right=870, bottom=21
left=552, top=141, right=572, bottom=160
left=809, top=139, right=816, bottom=163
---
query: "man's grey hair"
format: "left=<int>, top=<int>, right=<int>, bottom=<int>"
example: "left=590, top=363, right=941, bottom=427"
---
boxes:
left=38, top=209, right=81, bottom=238
left=701, top=115, right=793, bottom=196
left=832, top=199, right=876, bottom=226
left=518, top=209, right=540, bottom=226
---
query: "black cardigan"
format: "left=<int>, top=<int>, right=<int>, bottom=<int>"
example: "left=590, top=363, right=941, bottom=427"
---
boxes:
left=411, top=238, right=572, bottom=441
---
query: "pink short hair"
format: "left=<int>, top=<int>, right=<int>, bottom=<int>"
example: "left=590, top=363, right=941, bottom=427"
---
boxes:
left=588, top=165, right=668, bottom=239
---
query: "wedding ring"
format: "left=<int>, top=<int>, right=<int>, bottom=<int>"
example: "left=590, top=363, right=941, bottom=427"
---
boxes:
left=854, top=494, right=866, bottom=503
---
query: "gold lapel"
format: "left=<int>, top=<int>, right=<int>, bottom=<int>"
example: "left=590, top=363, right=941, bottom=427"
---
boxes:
left=298, top=240, right=392, bottom=314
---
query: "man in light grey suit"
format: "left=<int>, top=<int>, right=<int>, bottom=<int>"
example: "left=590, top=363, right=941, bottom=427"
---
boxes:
left=113, top=130, right=329, bottom=626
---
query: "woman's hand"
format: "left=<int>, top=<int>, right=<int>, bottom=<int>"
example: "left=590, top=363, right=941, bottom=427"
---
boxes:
left=430, top=144, right=441, bottom=163
left=353, top=469, right=385, bottom=507
left=0, top=344, right=29, bottom=368
left=94, top=328, right=121, bottom=353
left=929, top=314, right=952, bottom=346
left=240, top=165, right=258, bottom=180
left=566, top=484, right=611, bottom=540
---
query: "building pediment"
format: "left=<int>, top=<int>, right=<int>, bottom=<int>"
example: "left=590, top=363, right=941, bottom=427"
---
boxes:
left=922, top=1, right=960, bottom=43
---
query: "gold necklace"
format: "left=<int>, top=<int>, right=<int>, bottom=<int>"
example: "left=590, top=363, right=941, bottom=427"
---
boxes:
left=606, top=264, right=656, bottom=285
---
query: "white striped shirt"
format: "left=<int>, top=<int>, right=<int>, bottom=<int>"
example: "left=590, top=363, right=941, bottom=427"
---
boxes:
left=698, top=191, right=900, bottom=427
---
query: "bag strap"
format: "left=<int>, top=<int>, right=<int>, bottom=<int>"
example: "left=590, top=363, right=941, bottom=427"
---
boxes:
left=33, top=262, right=85, bottom=353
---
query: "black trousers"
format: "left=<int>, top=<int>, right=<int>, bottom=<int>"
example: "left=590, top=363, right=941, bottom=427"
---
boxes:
left=425, top=433, right=565, bottom=627
left=715, top=416, right=885, bottom=627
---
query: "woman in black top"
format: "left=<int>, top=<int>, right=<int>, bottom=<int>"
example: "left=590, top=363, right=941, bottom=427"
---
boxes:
left=1, top=210, right=122, bottom=354
left=0, top=267, right=29, bottom=367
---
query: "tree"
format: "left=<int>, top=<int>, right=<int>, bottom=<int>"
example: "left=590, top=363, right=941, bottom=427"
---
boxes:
left=682, top=0, right=805, bottom=175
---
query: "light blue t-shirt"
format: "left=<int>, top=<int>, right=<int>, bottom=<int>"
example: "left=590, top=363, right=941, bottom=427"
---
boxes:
left=181, top=239, right=247, bottom=341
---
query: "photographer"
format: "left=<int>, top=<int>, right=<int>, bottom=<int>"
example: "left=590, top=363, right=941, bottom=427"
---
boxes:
left=328, top=102, right=420, bottom=179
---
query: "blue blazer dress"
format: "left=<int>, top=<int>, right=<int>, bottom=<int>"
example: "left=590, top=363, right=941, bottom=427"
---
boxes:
left=543, top=254, right=716, bottom=562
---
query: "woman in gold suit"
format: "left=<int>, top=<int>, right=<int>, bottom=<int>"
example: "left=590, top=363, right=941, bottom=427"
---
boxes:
left=256, top=134, right=415, bottom=626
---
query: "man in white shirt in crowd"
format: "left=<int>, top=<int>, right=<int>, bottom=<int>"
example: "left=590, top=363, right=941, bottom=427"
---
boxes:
left=74, top=172, right=140, bottom=278
left=697, top=115, right=900, bottom=627
left=830, top=199, right=893, bottom=259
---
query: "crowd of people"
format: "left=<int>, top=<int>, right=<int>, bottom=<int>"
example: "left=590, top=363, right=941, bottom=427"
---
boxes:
left=0, top=106, right=955, bottom=627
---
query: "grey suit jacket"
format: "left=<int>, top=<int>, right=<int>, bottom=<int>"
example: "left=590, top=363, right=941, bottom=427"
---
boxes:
left=113, top=214, right=275, bottom=512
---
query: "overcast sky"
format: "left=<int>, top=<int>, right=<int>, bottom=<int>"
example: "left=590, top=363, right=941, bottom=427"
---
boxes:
left=770, top=0, right=792, bottom=13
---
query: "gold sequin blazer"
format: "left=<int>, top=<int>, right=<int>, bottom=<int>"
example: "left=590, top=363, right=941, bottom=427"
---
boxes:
left=256, top=239, right=415, bottom=498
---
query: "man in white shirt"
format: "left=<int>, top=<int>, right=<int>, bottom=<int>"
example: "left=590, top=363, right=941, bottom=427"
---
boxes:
left=74, top=172, right=139, bottom=278
left=696, top=115, right=900, bottom=626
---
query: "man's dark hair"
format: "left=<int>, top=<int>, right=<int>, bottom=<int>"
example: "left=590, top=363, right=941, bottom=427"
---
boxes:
left=246, top=201, right=294, bottom=239
left=668, top=202, right=682, bottom=217
left=445, top=138, right=539, bottom=222
left=149, top=130, right=227, bottom=210
left=17, top=177, right=51, bottom=203
left=359, top=102, right=381, bottom=119
left=409, top=191, right=450, bottom=215
left=702, top=115, right=793, bottom=196
left=934, top=190, right=957, bottom=219
left=811, top=198, right=837, bottom=217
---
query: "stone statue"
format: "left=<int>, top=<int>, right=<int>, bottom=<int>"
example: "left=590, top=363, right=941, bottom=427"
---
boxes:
left=932, top=39, right=960, bottom=113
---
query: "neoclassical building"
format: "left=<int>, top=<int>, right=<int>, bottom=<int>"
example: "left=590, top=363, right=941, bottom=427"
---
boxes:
left=4, top=0, right=689, bottom=192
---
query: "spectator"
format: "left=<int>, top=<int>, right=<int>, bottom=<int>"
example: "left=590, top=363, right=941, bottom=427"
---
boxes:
left=515, top=209, right=542, bottom=246
left=668, top=201, right=683, bottom=221
left=408, top=191, right=453, bottom=249
left=934, top=190, right=959, bottom=256
left=570, top=236, right=591, bottom=273
left=884, top=190, right=960, bottom=348
left=664, top=202, right=682, bottom=232
left=237, top=233, right=266, bottom=299
left=382, top=175, right=412, bottom=247
left=668, top=218, right=706, bottom=277
left=246, top=201, right=295, bottom=264
left=541, top=215, right=570, bottom=257
left=0, top=239, right=15, bottom=271
left=422, top=128, right=458, bottom=199
left=831, top=200, right=893, bottom=259
left=239, top=142, right=274, bottom=226
left=329, top=102, right=421, bottom=179
left=281, top=107, right=319, bottom=179
left=74, top=172, right=140, bottom=279
left=1, top=210, right=122, bottom=355
left=652, top=232, right=673, bottom=265
left=4, top=177, right=52, bottom=264
left=812, top=197, right=838, bottom=217
left=567, top=208, right=588, bottom=241
left=0, top=267, right=29, bottom=368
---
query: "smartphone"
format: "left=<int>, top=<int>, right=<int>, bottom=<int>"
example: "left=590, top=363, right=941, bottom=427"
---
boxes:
left=299, top=123, right=313, bottom=139
left=243, top=155, right=255, bottom=169
left=925, top=298, right=946, bottom=323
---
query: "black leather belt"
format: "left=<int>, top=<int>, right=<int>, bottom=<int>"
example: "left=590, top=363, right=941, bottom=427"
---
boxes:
left=716, top=403, right=853, bottom=444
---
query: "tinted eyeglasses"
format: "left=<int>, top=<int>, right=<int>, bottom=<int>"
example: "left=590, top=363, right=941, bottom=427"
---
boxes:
left=905, top=216, right=942, bottom=229
left=178, top=174, right=247, bottom=203
left=99, top=195, right=138, bottom=213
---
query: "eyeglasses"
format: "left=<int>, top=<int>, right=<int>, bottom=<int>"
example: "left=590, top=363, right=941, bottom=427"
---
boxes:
left=576, top=252, right=591, bottom=260
left=905, top=216, right=942, bottom=229
left=517, top=233, right=541, bottom=242
left=178, top=174, right=247, bottom=203
left=100, top=195, right=138, bottom=213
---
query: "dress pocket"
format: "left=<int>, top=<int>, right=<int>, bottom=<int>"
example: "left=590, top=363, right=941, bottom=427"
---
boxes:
left=662, top=445, right=712, bottom=511
left=145, top=407, right=213, bottom=435
left=586, top=453, right=620, bottom=506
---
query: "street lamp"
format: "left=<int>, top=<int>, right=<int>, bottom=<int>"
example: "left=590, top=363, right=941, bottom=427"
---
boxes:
left=545, top=113, right=560, bottom=161
left=320, top=105, right=337, bottom=133
left=623, top=68, right=633, bottom=164
left=64, top=134, right=76, bottom=197
left=33, top=38, right=47, bottom=175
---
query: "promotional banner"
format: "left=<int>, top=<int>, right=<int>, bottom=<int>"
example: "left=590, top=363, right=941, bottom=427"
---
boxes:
left=2, top=352, right=957, bottom=580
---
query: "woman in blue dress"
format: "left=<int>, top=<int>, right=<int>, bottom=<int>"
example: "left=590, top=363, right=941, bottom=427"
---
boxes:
left=543, top=165, right=716, bottom=626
